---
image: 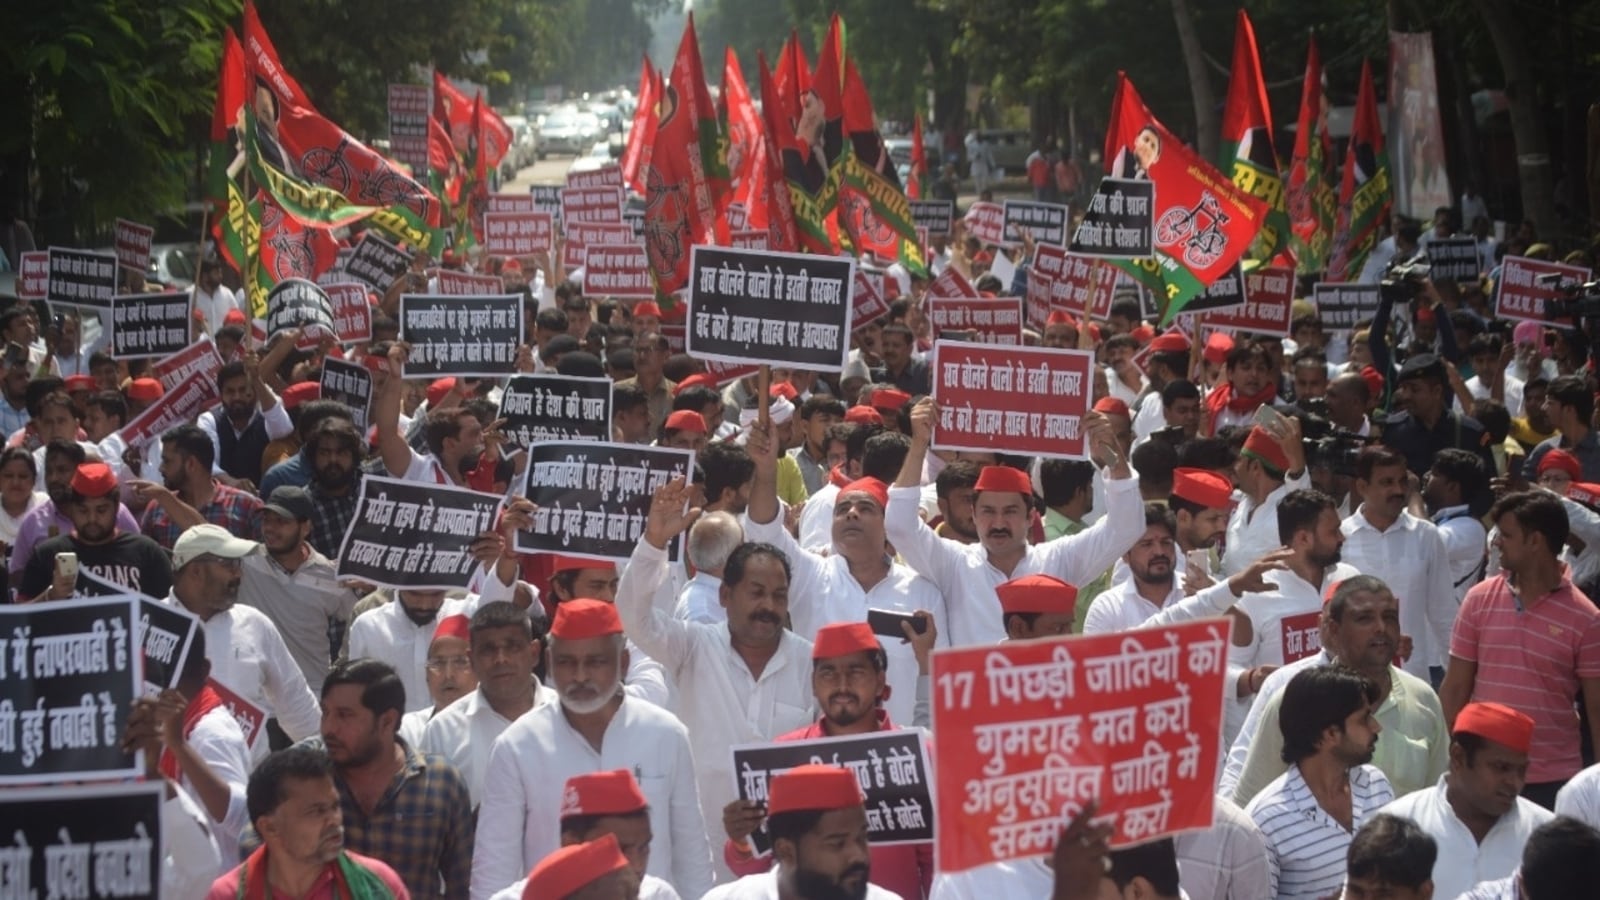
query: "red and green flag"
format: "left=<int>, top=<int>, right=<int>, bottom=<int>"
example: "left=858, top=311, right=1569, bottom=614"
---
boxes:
left=621, top=57, right=658, bottom=195
left=1286, top=37, right=1337, bottom=274
left=763, top=40, right=831, bottom=254
left=1219, top=10, right=1289, bottom=267
left=1328, top=60, right=1392, bottom=280
left=908, top=114, right=928, bottom=200
left=838, top=59, right=926, bottom=273
left=721, top=47, right=763, bottom=205
left=206, top=28, right=248, bottom=214
left=642, top=15, right=721, bottom=296
left=432, top=70, right=511, bottom=171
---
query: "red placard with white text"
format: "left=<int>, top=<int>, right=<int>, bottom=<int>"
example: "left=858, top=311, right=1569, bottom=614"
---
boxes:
left=584, top=244, right=653, bottom=298
left=484, top=211, right=553, bottom=257
left=563, top=223, right=635, bottom=273
left=567, top=165, right=623, bottom=191
left=151, top=337, right=223, bottom=393
left=1494, top=255, right=1593, bottom=323
left=1046, top=252, right=1118, bottom=321
left=928, top=297, right=1023, bottom=345
left=324, top=283, right=372, bottom=344
left=726, top=202, right=749, bottom=231
left=930, top=341, right=1094, bottom=458
left=1280, top=611, right=1323, bottom=663
left=114, top=218, right=154, bottom=273
left=488, top=192, right=536, bottom=214
left=730, top=229, right=768, bottom=250
left=561, top=186, right=623, bottom=225
left=437, top=270, right=505, bottom=296
left=964, top=201, right=1008, bottom=246
left=926, top=266, right=977, bottom=300
left=1186, top=266, right=1295, bottom=337
left=931, top=620, right=1229, bottom=873
left=205, top=677, right=266, bottom=747
left=1025, top=268, right=1052, bottom=330
left=852, top=270, right=891, bottom=331
left=18, top=252, right=48, bottom=299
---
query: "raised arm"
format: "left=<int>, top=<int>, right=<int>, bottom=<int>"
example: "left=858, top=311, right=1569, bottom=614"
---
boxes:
left=375, top=341, right=418, bottom=478
left=883, top=398, right=963, bottom=593
left=614, top=477, right=704, bottom=670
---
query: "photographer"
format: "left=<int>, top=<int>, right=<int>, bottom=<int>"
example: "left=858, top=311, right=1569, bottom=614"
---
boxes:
left=1382, top=353, right=1496, bottom=478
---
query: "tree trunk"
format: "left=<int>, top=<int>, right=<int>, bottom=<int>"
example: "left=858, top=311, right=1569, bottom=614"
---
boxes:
left=1170, top=0, right=1217, bottom=159
left=1473, top=0, right=1559, bottom=236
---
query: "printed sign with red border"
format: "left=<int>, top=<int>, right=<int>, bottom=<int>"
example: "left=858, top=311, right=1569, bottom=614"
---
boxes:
left=1494, top=255, right=1593, bottom=324
left=1188, top=266, right=1294, bottom=336
left=437, top=270, right=505, bottom=296
left=488, top=192, right=536, bottom=214
left=484, top=211, right=554, bottom=257
left=964, top=201, right=1008, bottom=247
left=18, top=251, right=49, bottom=299
left=584, top=244, right=653, bottom=298
left=928, top=297, right=1023, bottom=345
left=930, top=341, right=1094, bottom=458
left=852, top=270, right=891, bottom=331
left=730, top=229, right=768, bottom=250
left=567, top=164, right=623, bottom=191
left=113, top=219, right=154, bottom=274
left=563, top=222, right=635, bottom=273
left=561, top=186, right=623, bottom=225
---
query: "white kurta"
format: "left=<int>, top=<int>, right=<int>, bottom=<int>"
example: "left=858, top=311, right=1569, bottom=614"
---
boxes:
left=347, top=596, right=478, bottom=713
left=419, top=682, right=559, bottom=809
left=930, top=858, right=1052, bottom=899
left=615, top=540, right=816, bottom=883
left=883, top=472, right=1144, bottom=648
left=799, top=481, right=841, bottom=553
left=1222, top=473, right=1311, bottom=577
left=744, top=512, right=948, bottom=725
left=182, top=706, right=252, bottom=869
left=1339, top=507, right=1457, bottom=675
left=707, top=869, right=904, bottom=900
left=1555, top=762, right=1600, bottom=830
left=163, top=786, right=223, bottom=900
left=1433, top=506, right=1487, bottom=604
left=674, top=571, right=726, bottom=624
left=1379, top=776, right=1553, bottom=900
left=489, top=874, right=680, bottom=900
left=470, top=696, right=712, bottom=900
left=1083, top=579, right=1185, bottom=635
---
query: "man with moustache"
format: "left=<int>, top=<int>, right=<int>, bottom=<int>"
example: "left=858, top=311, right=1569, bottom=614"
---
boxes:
left=163, top=523, right=322, bottom=763
left=719, top=623, right=936, bottom=899
left=472, top=599, right=712, bottom=900
left=197, top=357, right=293, bottom=487
left=9, top=440, right=140, bottom=584
left=1100, top=464, right=1233, bottom=597
left=302, top=419, right=365, bottom=560
left=1223, top=576, right=1451, bottom=805
left=141, top=423, right=263, bottom=549
left=207, top=745, right=408, bottom=900
left=374, top=343, right=490, bottom=487
left=398, top=614, right=479, bottom=747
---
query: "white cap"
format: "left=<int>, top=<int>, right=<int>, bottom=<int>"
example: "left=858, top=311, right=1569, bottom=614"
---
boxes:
left=172, top=524, right=261, bottom=569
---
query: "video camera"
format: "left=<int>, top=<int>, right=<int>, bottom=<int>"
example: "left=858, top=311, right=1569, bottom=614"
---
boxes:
left=1380, top=254, right=1432, bottom=305
left=1537, top=272, right=1600, bottom=321
left=1277, top=399, right=1371, bottom=477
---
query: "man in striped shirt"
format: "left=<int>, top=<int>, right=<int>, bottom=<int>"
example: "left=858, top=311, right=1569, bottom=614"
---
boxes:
left=1439, top=489, right=1600, bottom=809
left=1246, top=666, right=1394, bottom=900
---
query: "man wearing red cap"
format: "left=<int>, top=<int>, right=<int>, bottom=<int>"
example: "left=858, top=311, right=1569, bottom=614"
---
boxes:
left=1534, top=447, right=1580, bottom=494
left=615, top=478, right=816, bottom=883
left=1204, top=340, right=1278, bottom=434
left=1440, top=490, right=1600, bottom=810
left=1091, top=397, right=1134, bottom=458
left=996, top=573, right=1080, bottom=640
left=719, top=622, right=935, bottom=899
left=1223, top=420, right=1309, bottom=578
left=17, top=459, right=173, bottom=601
left=1377, top=701, right=1551, bottom=898
left=618, top=332, right=677, bottom=436
left=743, top=421, right=946, bottom=724
left=540, top=554, right=669, bottom=709
left=886, top=397, right=1144, bottom=647
left=1131, top=331, right=1192, bottom=441
left=474, top=599, right=712, bottom=900
left=398, top=613, right=479, bottom=748
left=706, top=764, right=901, bottom=900
left=659, top=409, right=709, bottom=453
left=511, top=833, right=637, bottom=900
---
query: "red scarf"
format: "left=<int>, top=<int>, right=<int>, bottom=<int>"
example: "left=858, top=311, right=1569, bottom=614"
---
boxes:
left=1204, top=381, right=1277, bottom=434
left=159, top=683, right=226, bottom=780
left=236, top=846, right=394, bottom=900
left=828, top=464, right=852, bottom=489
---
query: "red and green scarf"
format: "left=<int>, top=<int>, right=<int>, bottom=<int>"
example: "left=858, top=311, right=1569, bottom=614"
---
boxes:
left=159, top=684, right=227, bottom=780
left=236, top=847, right=395, bottom=900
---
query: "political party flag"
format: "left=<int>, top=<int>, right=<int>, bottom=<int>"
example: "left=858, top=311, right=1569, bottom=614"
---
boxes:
left=206, top=28, right=248, bottom=214
left=247, top=194, right=340, bottom=321
left=1220, top=10, right=1289, bottom=266
left=762, top=45, right=831, bottom=255
left=909, top=113, right=928, bottom=200
left=749, top=51, right=800, bottom=254
left=722, top=48, right=763, bottom=203
left=621, top=57, right=658, bottom=195
left=1286, top=37, right=1337, bottom=274
left=774, top=30, right=810, bottom=123
left=1099, top=74, right=1267, bottom=323
left=432, top=70, right=511, bottom=170
left=839, top=59, right=927, bottom=274
left=1328, top=60, right=1392, bottom=281
left=642, top=15, right=721, bottom=296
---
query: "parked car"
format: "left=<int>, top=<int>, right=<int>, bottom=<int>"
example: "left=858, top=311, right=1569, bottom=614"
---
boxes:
left=500, top=115, right=538, bottom=178
left=538, top=109, right=593, bottom=158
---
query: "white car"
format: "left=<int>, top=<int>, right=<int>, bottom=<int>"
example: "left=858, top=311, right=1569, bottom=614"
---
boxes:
left=567, top=141, right=615, bottom=176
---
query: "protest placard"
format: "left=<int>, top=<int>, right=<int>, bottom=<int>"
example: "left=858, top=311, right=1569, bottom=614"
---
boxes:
left=47, top=247, right=118, bottom=311
left=1177, top=263, right=1247, bottom=316
left=730, top=229, right=769, bottom=250
left=317, top=248, right=353, bottom=288
left=323, top=282, right=373, bottom=344
left=119, top=369, right=218, bottom=450
left=1312, top=282, right=1382, bottom=331
left=151, top=337, right=223, bottom=395
left=1494, top=255, right=1593, bottom=323
left=1191, top=267, right=1295, bottom=336
left=485, top=211, right=554, bottom=258
left=335, top=475, right=505, bottom=591
left=319, top=357, right=373, bottom=430
left=18, top=251, right=49, bottom=299
left=686, top=245, right=854, bottom=373
left=731, top=731, right=934, bottom=854
left=489, top=192, right=537, bottom=214
left=1003, top=200, right=1070, bottom=246
left=561, top=186, right=624, bottom=225
left=387, top=83, right=430, bottom=175
left=624, top=206, right=646, bottom=241
left=702, top=359, right=760, bottom=385
left=1070, top=178, right=1155, bottom=258
left=109, top=291, right=191, bottom=359
left=931, top=619, right=1230, bottom=872
left=726, top=201, right=749, bottom=231
left=852, top=269, right=891, bottom=331
left=437, top=269, right=505, bottom=295
left=926, top=266, right=977, bottom=301
left=498, top=374, right=613, bottom=450
left=928, top=298, right=1023, bottom=345
left=568, top=164, right=623, bottom=191
left=530, top=184, right=562, bottom=218
left=112, top=218, right=154, bottom=274
left=584, top=244, right=653, bottom=298
left=514, top=442, right=694, bottom=563
left=265, top=278, right=335, bottom=341
left=133, top=595, right=200, bottom=695
left=1048, top=255, right=1119, bottom=322
left=563, top=222, right=636, bottom=273
left=911, top=199, right=955, bottom=236
left=0, top=596, right=142, bottom=783
left=1425, top=236, right=1481, bottom=282
left=345, top=233, right=411, bottom=294
left=0, top=782, right=164, bottom=898
left=206, top=676, right=267, bottom=747
left=399, top=294, right=523, bottom=378
left=931, top=342, right=1094, bottom=458
left=964, top=201, right=1008, bottom=246
left=1025, top=268, right=1052, bottom=331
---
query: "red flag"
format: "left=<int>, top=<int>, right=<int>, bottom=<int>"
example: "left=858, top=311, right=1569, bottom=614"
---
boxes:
left=838, top=58, right=925, bottom=272
left=1286, top=38, right=1337, bottom=273
left=722, top=48, right=763, bottom=203
left=242, top=2, right=311, bottom=110
left=750, top=52, right=800, bottom=253
left=774, top=30, right=811, bottom=128
left=256, top=196, right=340, bottom=285
left=464, top=91, right=492, bottom=244
left=1328, top=60, right=1392, bottom=280
left=433, top=71, right=512, bottom=169
left=642, top=16, right=720, bottom=295
left=1220, top=10, right=1290, bottom=265
left=909, top=114, right=928, bottom=200
left=621, top=57, right=658, bottom=195
left=206, top=28, right=248, bottom=212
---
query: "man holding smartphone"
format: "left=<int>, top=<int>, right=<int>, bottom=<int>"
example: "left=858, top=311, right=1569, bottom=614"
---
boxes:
left=17, top=460, right=172, bottom=601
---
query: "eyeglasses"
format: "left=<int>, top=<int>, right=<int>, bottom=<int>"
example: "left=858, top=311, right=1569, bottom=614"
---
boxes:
left=196, top=554, right=244, bottom=569
left=425, top=655, right=471, bottom=673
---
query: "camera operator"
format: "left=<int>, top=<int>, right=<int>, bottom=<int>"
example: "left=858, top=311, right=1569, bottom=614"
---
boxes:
left=1381, top=353, right=1496, bottom=478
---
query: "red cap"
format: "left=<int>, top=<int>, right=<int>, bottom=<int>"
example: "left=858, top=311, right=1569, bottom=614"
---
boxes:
left=1360, top=365, right=1385, bottom=400
left=550, top=599, right=624, bottom=641
left=633, top=301, right=664, bottom=320
left=770, top=382, right=799, bottom=402
left=63, top=374, right=97, bottom=393
left=70, top=462, right=118, bottom=499
left=548, top=554, right=616, bottom=574
left=973, top=465, right=1032, bottom=497
left=560, top=769, right=648, bottom=819
left=1203, top=331, right=1234, bottom=366
left=1415, top=305, right=1436, bottom=325
left=427, top=377, right=457, bottom=408
left=127, top=378, right=164, bottom=402
left=1241, top=426, right=1291, bottom=474
left=361, top=354, right=389, bottom=376
left=674, top=373, right=720, bottom=395
left=431, top=613, right=471, bottom=646
left=973, top=250, right=994, bottom=265
left=996, top=574, right=1078, bottom=617
left=1149, top=331, right=1191, bottom=354
left=281, top=381, right=319, bottom=410
left=1092, top=397, right=1130, bottom=418
left=844, top=406, right=883, bottom=426
left=1130, top=324, right=1155, bottom=343
left=1539, top=449, right=1582, bottom=480
left=223, top=309, right=249, bottom=326
left=663, top=409, right=708, bottom=434
left=871, top=388, right=912, bottom=411
left=1171, top=468, right=1234, bottom=509
left=811, top=622, right=882, bottom=660
left=767, top=764, right=864, bottom=816
left=836, top=477, right=888, bottom=510
left=1045, top=311, right=1077, bottom=328
left=501, top=258, right=524, bottom=274
left=1453, top=702, right=1535, bottom=754
left=522, top=834, right=629, bottom=900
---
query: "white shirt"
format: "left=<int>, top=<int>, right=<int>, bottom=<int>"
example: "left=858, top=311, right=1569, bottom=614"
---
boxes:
left=1174, top=795, right=1272, bottom=900
left=347, top=596, right=479, bottom=713
left=398, top=706, right=437, bottom=748
left=163, top=593, right=322, bottom=763
left=713, top=869, right=904, bottom=900
left=615, top=540, right=815, bottom=883
left=1359, top=236, right=1400, bottom=285
left=163, top=785, right=223, bottom=900
left=744, top=512, right=948, bottom=726
left=1339, top=507, right=1458, bottom=675
left=489, top=874, right=680, bottom=900
left=1433, top=506, right=1488, bottom=605
left=931, top=858, right=1052, bottom=900
left=1083, top=578, right=1186, bottom=635
left=196, top=400, right=293, bottom=476
left=420, top=682, right=559, bottom=809
left=182, top=705, right=252, bottom=869
left=471, top=696, right=713, bottom=900
left=1461, top=373, right=1524, bottom=420
left=1223, top=474, right=1311, bottom=577
left=191, top=283, right=241, bottom=334
left=883, top=473, right=1144, bottom=648
left=1105, top=367, right=1147, bottom=407
left=674, top=571, right=726, bottom=624
left=1554, top=762, right=1600, bottom=829
left=1133, top=389, right=1168, bottom=440
left=1379, top=775, right=1553, bottom=900
left=1246, top=764, right=1394, bottom=900
left=799, top=481, right=841, bottom=553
